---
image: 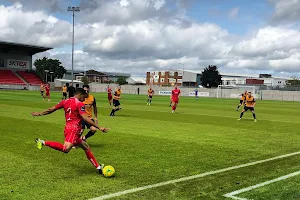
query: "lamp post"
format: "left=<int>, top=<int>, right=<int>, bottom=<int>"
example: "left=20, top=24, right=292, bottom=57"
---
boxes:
left=67, top=6, right=80, bottom=84
left=50, top=71, right=54, bottom=82
left=44, top=70, right=49, bottom=83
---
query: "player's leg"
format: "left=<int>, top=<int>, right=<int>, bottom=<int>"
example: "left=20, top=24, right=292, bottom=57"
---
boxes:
left=236, top=100, right=243, bottom=111
left=238, top=107, right=247, bottom=120
left=82, top=120, right=97, bottom=141
left=35, top=138, right=73, bottom=153
left=108, top=96, right=112, bottom=105
left=174, top=102, right=178, bottom=111
left=114, top=104, right=121, bottom=113
left=149, top=96, right=152, bottom=105
left=110, top=103, right=116, bottom=116
left=251, top=108, right=257, bottom=122
left=77, top=141, right=104, bottom=174
left=171, top=101, right=176, bottom=113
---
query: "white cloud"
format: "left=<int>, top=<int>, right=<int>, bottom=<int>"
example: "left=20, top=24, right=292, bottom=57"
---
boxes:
left=270, top=0, right=300, bottom=24
left=0, top=3, right=70, bottom=47
left=3, top=1, right=300, bottom=76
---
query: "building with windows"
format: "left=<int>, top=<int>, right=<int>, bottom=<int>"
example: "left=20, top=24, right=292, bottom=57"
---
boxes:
left=146, top=69, right=288, bottom=87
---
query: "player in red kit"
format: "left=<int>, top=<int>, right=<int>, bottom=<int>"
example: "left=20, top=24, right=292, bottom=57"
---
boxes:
left=107, top=85, right=113, bottom=106
left=44, top=83, right=51, bottom=102
left=31, top=88, right=109, bottom=175
left=171, top=85, right=181, bottom=113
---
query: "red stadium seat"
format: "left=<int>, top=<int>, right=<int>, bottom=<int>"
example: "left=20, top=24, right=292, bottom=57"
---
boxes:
left=16, top=71, right=43, bottom=85
left=0, top=70, right=26, bottom=85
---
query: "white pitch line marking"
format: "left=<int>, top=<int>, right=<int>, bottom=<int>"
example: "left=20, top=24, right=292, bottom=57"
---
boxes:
left=90, top=151, right=300, bottom=200
left=224, top=170, right=300, bottom=200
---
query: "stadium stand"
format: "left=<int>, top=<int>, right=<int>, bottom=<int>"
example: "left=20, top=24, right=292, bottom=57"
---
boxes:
left=0, top=69, right=26, bottom=85
left=17, top=70, right=42, bottom=85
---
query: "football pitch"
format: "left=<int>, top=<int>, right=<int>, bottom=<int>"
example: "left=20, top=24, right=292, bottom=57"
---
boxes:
left=1, top=90, right=300, bottom=200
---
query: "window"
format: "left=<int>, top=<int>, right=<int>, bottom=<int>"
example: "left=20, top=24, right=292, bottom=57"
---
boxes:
left=160, top=78, right=165, bottom=82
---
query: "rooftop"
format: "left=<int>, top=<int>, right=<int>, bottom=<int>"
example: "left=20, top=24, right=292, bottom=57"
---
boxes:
left=0, top=41, right=52, bottom=55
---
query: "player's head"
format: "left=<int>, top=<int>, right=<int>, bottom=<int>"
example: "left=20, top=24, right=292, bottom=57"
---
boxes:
left=248, top=91, right=252, bottom=97
left=244, top=90, right=247, bottom=94
left=118, top=85, right=121, bottom=90
left=75, top=88, right=88, bottom=101
left=174, top=84, right=178, bottom=89
left=83, top=84, right=90, bottom=95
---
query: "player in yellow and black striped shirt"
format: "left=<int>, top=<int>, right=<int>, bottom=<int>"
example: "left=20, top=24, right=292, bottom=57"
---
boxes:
left=80, top=85, right=99, bottom=141
left=236, top=91, right=247, bottom=111
left=110, top=86, right=122, bottom=116
left=238, top=91, right=257, bottom=122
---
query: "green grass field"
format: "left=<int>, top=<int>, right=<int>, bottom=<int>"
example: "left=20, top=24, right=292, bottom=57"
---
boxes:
left=1, top=90, right=300, bottom=200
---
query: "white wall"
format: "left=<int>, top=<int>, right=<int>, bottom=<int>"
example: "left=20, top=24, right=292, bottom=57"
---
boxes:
left=89, top=83, right=300, bottom=102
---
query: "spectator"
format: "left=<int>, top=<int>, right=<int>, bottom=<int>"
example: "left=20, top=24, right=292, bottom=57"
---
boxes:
left=67, top=83, right=76, bottom=98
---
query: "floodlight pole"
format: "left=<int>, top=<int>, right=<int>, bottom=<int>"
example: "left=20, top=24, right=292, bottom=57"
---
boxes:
left=67, top=6, right=80, bottom=84
left=45, top=70, right=49, bottom=83
left=50, top=71, right=54, bottom=82
left=178, top=63, right=184, bottom=86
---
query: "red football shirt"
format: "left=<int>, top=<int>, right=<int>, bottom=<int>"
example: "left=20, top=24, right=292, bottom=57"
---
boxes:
left=55, top=97, right=86, bottom=128
left=107, top=88, right=112, bottom=94
left=172, top=89, right=181, bottom=100
left=45, top=85, right=50, bottom=93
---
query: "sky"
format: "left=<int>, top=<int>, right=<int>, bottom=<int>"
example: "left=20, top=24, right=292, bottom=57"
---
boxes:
left=1, top=0, right=300, bottom=78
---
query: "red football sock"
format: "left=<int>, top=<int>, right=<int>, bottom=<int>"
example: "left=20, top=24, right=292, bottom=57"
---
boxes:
left=45, top=141, right=65, bottom=152
left=85, top=149, right=100, bottom=168
left=174, top=105, right=177, bottom=111
left=172, top=106, right=175, bottom=110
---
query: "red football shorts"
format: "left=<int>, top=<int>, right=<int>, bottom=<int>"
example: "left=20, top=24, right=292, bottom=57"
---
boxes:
left=64, top=126, right=82, bottom=145
left=172, top=98, right=179, bottom=104
left=108, top=94, right=112, bottom=100
left=46, top=92, right=50, bottom=96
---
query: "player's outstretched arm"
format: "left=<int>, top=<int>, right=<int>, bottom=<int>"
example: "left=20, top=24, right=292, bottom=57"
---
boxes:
left=31, top=106, right=58, bottom=117
left=81, top=113, right=109, bottom=133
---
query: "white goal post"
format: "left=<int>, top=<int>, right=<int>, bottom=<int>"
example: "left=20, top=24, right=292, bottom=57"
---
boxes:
left=217, top=85, right=256, bottom=99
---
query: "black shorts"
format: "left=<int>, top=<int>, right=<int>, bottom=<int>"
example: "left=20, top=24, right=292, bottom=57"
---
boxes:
left=244, top=106, right=254, bottom=112
left=40, top=91, right=44, bottom=95
left=240, top=100, right=244, bottom=104
left=63, top=92, right=67, bottom=97
left=113, top=99, right=120, bottom=107
left=148, top=95, right=153, bottom=99
left=82, top=118, right=94, bottom=129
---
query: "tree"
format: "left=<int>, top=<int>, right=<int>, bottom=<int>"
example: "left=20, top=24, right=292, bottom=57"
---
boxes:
left=81, top=76, right=90, bottom=85
left=116, top=76, right=128, bottom=85
left=200, top=65, right=222, bottom=88
left=286, top=77, right=300, bottom=86
left=34, top=57, right=66, bottom=82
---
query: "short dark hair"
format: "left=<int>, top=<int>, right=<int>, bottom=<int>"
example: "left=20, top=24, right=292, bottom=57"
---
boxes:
left=75, top=88, right=87, bottom=95
left=83, top=84, right=90, bottom=89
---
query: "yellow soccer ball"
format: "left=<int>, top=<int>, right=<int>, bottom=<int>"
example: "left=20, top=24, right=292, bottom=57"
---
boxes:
left=103, top=165, right=115, bottom=178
